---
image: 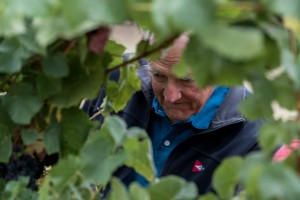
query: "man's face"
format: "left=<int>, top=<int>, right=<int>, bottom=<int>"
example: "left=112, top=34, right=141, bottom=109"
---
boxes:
left=150, top=35, right=214, bottom=122
left=150, top=61, right=214, bottom=122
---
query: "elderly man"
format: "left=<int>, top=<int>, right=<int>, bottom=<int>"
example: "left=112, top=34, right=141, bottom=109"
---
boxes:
left=84, top=34, right=262, bottom=194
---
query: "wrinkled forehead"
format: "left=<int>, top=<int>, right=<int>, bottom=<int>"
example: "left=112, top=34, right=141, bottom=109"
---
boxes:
left=150, top=34, right=189, bottom=69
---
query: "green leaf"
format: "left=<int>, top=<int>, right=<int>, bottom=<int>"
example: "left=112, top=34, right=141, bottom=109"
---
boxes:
left=152, top=0, right=215, bottom=35
left=0, top=49, right=23, bottom=73
left=105, top=40, right=126, bottom=56
left=147, top=176, right=198, bottom=200
left=100, top=115, right=128, bottom=145
left=212, top=157, right=244, bottom=199
left=197, top=193, right=218, bottom=200
left=0, top=38, right=32, bottom=73
left=272, top=74, right=296, bottom=110
left=136, top=39, right=150, bottom=55
left=33, top=0, right=129, bottom=46
left=0, top=104, right=17, bottom=136
left=80, top=136, right=126, bottom=184
left=268, top=0, right=300, bottom=21
left=184, top=35, right=246, bottom=87
left=1, top=83, right=43, bottom=124
left=21, top=129, right=39, bottom=145
left=18, top=29, right=46, bottom=55
left=107, top=178, right=130, bottom=200
left=259, top=122, right=284, bottom=154
left=240, top=75, right=274, bottom=120
left=44, top=116, right=61, bottom=154
left=259, top=121, right=300, bottom=154
left=239, top=153, right=268, bottom=199
left=42, top=52, right=69, bottom=78
left=130, top=1, right=156, bottom=32
left=48, top=155, right=81, bottom=192
left=106, top=64, right=141, bottom=112
left=0, top=135, right=12, bottom=163
left=50, top=54, right=104, bottom=107
left=36, top=74, right=62, bottom=99
left=38, top=177, right=50, bottom=200
left=60, top=107, right=94, bottom=157
left=199, top=25, right=265, bottom=61
left=129, top=183, right=150, bottom=200
left=281, top=49, right=300, bottom=89
left=4, top=177, right=38, bottom=200
left=260, top=163, right=300, bottom=200
left=124, top=127, right=155, bottom=182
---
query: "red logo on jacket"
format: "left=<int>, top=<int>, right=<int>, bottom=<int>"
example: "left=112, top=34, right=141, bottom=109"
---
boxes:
left=192, top=160, right=205, bottom=172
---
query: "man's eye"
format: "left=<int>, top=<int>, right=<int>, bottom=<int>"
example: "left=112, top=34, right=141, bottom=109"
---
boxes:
left=153, top=73, right=164, bottom=78
left=152, top=72, right=167, bottom=81
left=180, top=75, right=194, bottom=83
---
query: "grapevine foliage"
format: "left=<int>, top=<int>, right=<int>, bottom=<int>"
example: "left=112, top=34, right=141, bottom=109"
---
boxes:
left=0, top=0, right=300, bottom=199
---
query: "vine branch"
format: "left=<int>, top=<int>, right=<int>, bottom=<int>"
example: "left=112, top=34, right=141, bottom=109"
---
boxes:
left=105, top=34, right=179, bottom=74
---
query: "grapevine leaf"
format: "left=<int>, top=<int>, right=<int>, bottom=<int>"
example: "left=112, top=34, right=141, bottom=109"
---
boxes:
left=0, top=106, right=15, bottom=161
left=136, top=39, right=150, bottom=55
left=48, top=156, right=81, bottom=192
left=124, top=127, right=156, bottom=181
left=129, top=183, right=151, bottom=200
left=105, top=40, right=126, bottom=56
left=2, top=0, right=49, bottom=17
left=21, top=129, right=39, bottom=145
left=212, top=157, right=244, bottom=199
left=80, top=136, right=126, bottom=184
left=42, top=52, right=69, bottom=78
left=100, top=115, right=128, bottom=146
left=0, top=39, right=32, bottom=73
left=259, top=122, right=284, bottom=154
left=152, top=0, right=215, bottom=35
left=18, top=29, right=46, bottom=55
left=239, top=153, right=268, bottom=199
left=1, top=83, right=43, bottom=124
left=0, top=49, right=23, bottom=73
left=50, top=54, right=104, bottom=107
left=38, top=177, right=50, bottom=200
left=240, top=75, right=275, bottom=120
left=0, top=135, right=12, bottom=163
left=198, top=25, right=264, bottom=61
left=147, top=176, right=198, bottom=200
left=272, top=74, right=296, bottom=110
left=44, top=117, right=61, bottom=154
left=130, top=1, right=156, bottom=32
left=259, top=121, right=300, bottom=153
left=260, top=164, right=300, bottom=199
left=60, top=107, right=94, bottom=157
left=107, top=178, right=130, bottom=200
left=268, top=0, right=300, bottom=21
left=103, top=40, right=126, bottom=69
left=0, top=104, right=17, bottom=136
left=197, top=193, right=218, bottom=200
left=281, top=49, right=300, bottom=89
left=183, top=35, right=246, bottom=87
left=0, top=15, right=25, bottom=36
left=34, top=0, right=129, bottom=46
left=106, top=64, right=141, bottom=112
left=36, top=74, right=63, bottom=99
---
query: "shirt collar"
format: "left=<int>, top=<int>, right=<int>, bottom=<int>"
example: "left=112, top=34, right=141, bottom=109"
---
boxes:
left=152, top=86, right=229, bottom=129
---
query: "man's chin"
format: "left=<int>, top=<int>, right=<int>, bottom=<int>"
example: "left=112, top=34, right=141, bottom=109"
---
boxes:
left=165, top=111, right=191, bottom=122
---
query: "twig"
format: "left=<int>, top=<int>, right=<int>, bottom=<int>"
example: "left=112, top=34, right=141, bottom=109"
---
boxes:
left=105, top=34, right=179, bottom=74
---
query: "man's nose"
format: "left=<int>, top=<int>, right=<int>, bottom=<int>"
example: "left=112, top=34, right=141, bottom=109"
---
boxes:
left=163, top=82, right=182, bottom=103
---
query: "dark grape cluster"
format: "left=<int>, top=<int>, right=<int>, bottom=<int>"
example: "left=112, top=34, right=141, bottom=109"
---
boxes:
left=0, top=145, right=44, bottom=191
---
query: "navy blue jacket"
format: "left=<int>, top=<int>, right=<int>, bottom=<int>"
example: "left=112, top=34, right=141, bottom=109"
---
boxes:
left=83, top=64, right=262, bottom=195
